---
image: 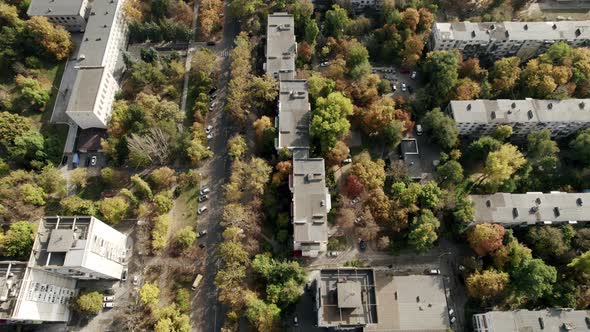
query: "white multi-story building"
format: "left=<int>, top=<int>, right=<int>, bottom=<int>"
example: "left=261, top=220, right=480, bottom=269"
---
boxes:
left=65, top=0, right=128, bottom=129
left=430, top=21, right=590, bottom=60
left=29, top=216, right=128, bottom=280
left=265, top=13, right=297, bottom=81
left=447, top=99, right=590, bottom=140
left=275, top=80, right=311, bottom=151
left=473, top=309, right=590, bottom=332
left=27, top=0, right=89, bottom=32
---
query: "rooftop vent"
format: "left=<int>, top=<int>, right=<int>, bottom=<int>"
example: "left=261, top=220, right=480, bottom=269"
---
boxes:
left=78, top=54, right=86, bottom=61
left=47, top=8, right=52, bottom=13
left=512, top=208, right=519, bottom=218
left=104, top=24, right=108, bottom=28
left=553, top=23, right=557, bottom=30
left=91, top=11, right=95, bottom=15
left=548, top=102, right=553, bottom=109
left=320, top=200, right=325, bottom=207
left=467, top=103, right=472, bottom=111
left=536, top=197, right=542, bottom=204
left=528, top=110, right=534, bottom=119
left=554, top=207, right=560, bottom=217
left=486, top=200, right=491, bottom=208
left=580, top=102, right=585, bottom=109
left=577, top=197, right=583, bottom=206
left=511, top=102, right=516, bottom=108
left=530, top=206, right=539, bottom=213
left=471, top=31, right=476, bottom=38
left=490, top=24, right=496, bottom=30
left=524, top=24, right=528, bottom=30
left=576, top=28, right=582, bottom=37
left=96, top=37, right=101, bottom=41
left=539, top=317, right=545, bottom=329
left=491, top=111, right=496, bottom=119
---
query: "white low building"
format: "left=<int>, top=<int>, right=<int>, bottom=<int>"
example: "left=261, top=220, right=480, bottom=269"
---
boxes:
left=65, top=0, right=128, bottom=129
left=266, top=13, right=296, bottom=81
left=27, top=0, right=89, bottom=32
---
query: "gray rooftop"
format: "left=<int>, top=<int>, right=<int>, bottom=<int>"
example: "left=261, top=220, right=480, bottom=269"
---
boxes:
left=66, top=67, right=105, bottom=113
left=337, top=281, right=362, bottom=309
left=292, top=158, right=331, bottom=246
left=366, top=275, right=450, bottom=331
left=47, top=229, right=76, bottom=252
left=449, top=99, right=590, bottom=124
left=277, top=80, right=310, bottom=149
left=470, top=192, right=590, bottom=226
left=474, top=309, right=590, bottom=332
left=76, top=0, right=122, bottom=68
left=0, top=262, right=27, bottom=320
left=27, top=0, right=86, bottom=17
left=266, top=13, right=296, bottom=80
left=434, top=21, right=590, bottom=42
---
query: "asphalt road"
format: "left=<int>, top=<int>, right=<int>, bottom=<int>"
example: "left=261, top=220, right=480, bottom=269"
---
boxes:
left=191, top=3, right=240, bottom=331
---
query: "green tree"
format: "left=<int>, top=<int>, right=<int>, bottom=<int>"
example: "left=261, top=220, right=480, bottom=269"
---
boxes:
left=25, top=16, right=73, bottom=60
left=422, top=51, right=459, bottom=104
left=245, top=294, right=281, bottom=332
left=15, top=76, right=50, bottom=109
left=0, top=112, right=31, bottom=148
left=153, top=191, right=174, bottom=215
left=310, top=92, right=353, bottom=152
left=435, top=160, right=464, bottom=188
left=70, top=168, right=88, bottom=189
left=8, top=130, right=46, bottom=166
left=324, top=5, right=350, bottom=39
left=131, top=175, right=153, bottom=200
left=569, top=128, right=590, bottom=166
left=152, top=215, right=170, bottom=251
left=453, top=194, right=475, bottom=224
left=408, top=209, right=440, bottom=252
left=73, top=292, right=103, bottom=315
left=0, top=221, right=34, bottom=260
left=139, top=282, right=160, bottom=306
left=417, top=181, right=444, bottom=210
left=99, top=197, right=129, bottom=224
left=527, top=129, right=559, bottom=171
left=149, top=167, right=176, bottom=191
left=483, top=144, right=526, bottom=186
left=568, top=251, right=590, bottom=274
left=512, top=258, right=557, bottom=301
left=228, top=134, right=247, bottom=159
left=526, top=226, right=571, bottom=261
left=346, top=40, right=371, bottom=79
left=466, top=269, right=509, bottom=301
left=38, top=165, right=66, bottom=195
left=489, top=57, right=521, bottom=96
left=491, top=125, right=513, bottom=141
left=422, top=108, right=459, bottom=149
left=350, top=151, right=386, bottom=190
left=60, top=196, right=96, bottom=215
left=176, top=226, right=196, bottom=249
left=19, top=183, right=47, bottom=206
left=175, top=288, right=191, bottom=313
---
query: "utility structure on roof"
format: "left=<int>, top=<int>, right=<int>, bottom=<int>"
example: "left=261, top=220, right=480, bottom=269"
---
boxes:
left=469, top=192, right=590, bottom=227
left=473, top=309, right=590, bottom=332
left=447, top=99, right=590, bottom=140
left=430, top=21, right=590, bottom=60
left=63, top=0, right=128, bottom=129
left=265, top=12, right=297, bottom=81
left=27, top=0, right=89, bottom=31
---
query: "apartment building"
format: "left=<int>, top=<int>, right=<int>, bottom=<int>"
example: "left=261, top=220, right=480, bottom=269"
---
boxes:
left=291, top=157, right=331, bottom=257
left=275, top=80, right=311, bottom=151
left=430, top=21, right=590, bottom=60
left=447, top=99, right=590, bottom=140
left=473, top=309, right=590, bottom=332
left=29, top=216, right=128, bottom=280
left=65, top=0, right=128, bottom=129
left=265, top=13, right=296, bottom=81
left=469, top=192, right=590, bottom=227
left=27, top=0, right=89, bottom=32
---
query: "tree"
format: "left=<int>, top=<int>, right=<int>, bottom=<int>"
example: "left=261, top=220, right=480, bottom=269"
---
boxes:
left=228, top=135, right=247, bottom=159
left=337, top=208, right=356, bottom=232
left=568, top=251, right=590, bottom=274
left=191, top=48, right=219, bottom=88
left=131, top=175, right=153, bottom=200
left=155, top=318, right=173, bottom=332
left=38, top=165, right=66, bottom=195
left=0, top=112, right=31, bottom=148
left=60, top=196, right=96, bottom=215
left=176, top=288, right=191, bottom=313
left=483, top=144, right=526, bottom=186
left=99, top=197, right=129, bottom=224
left=401, top=7, right=419, bottom=31
left=453, top=78, right=481, bottom=100
left=176, top=226, right=197, bottom=250
left=435, top=160, right=464, bottom=188
left=467, top=224, right=505, bottom=256
left=25, top=16, right=73, bottom=60
left=140, top=282, right=160, bottom=306
left=19, top=183, right=47, bottom=206
left=350, top=151, right=385, bottom=190
left=0, top=221, right=34, bottom=260
left=512, top=258, right=557, bottom=301
left=377, top=236, right=391, bottom=250
left=245, top=294, right=281, bottom=332
left=343, top=174, right=365, bottom=198
left=490, top=57, right=521, bottom=96
left=491, top=125, right=513, bottom=141
left=418, top=8, right=435, bottom=32
left=466, top=269, right=509, bottom=301
left=73, top=292, right=103, bottom=315
left=149, top=167, right=176, bottom=191
left=70, top=168, right=88, bottom=189
left=422, top=108, right=459, bottom=149
left=153, top=192, right=174, bottom=214
left=15, top=76, right=50, bottom=109
left=453, top=194, right=475, bottom=224
left=152, top=215, right=170, bottom=251
left=345, top=40, right=371, bottom=79
left=310, top=92, right=353, bottom=152
left=325, top=140, right=349, bottom=165
left=418, top=181, right=444, bottom=210
left=408, top=209, right=440, bottom=252
left=526, top=227, right=570, bottom=261
left=324, top=5, right=349, bottom=39
left=493, top=236, right=532, bottom=272
left=569, top=128, right=590, bottom=166
left=0, top=2, right=20, bottom=27
left=468, top=136, right=501, bottom=160
left=423, top=51, right=459, bottom=104
left=527, top=130, right=559, bottom=171
left=8, top=130, right=46, bottom=166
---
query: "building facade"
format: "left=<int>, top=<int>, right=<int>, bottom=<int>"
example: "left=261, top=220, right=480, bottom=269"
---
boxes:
left=265, top=13, right=296, bottom=81
left=447, top=99, right=590, bottom=140
left=473, top=309, right=590, bottom=332
left=469, top=192, right=590, bottom=227
left=29, top=216, right=128, bottom=280
left=430, top=21, right=590, bottom=60
left=65, top=0, right=128, bottom=129
left=27, top=0, right=89, bottom=32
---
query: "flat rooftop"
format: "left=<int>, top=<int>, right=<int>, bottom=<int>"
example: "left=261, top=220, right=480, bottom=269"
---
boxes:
left=470, top=192, right=590, bottom=225
left=366, top=274, right=450, bottom=332
left=474, top=309, right=590, bottom=332
left=66, top=67, right=104, bottom=113
left=0, top=262, right=27, bottom=320
left=266, top=13, right=296, bottom=80
left=317, top=269, right=378, bottom=328
left=434, top=21, right=590, bottom=42
left=27, top=0, right=86, bottom=17
left=292, top=158, right=331, bottom=250
left=449, top=99, right=590, bottom=124
left=76, top=0, right=122, bottom=68
left=277, top=80, right=310, bottom=149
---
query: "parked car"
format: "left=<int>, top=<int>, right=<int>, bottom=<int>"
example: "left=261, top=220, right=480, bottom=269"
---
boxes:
left=209, top=92, right=218, bottom=100
left=209, top=101, right=217, bottom=111
left=327, top=251, right=340, bottom=257
left=407, top=85, right=414, bottom=94
left=61, top=155, right=68, bottom=165
left=103, top=288, right=115, bottom=295
left=132, top=275, right=139, bottom=286
left=401, top=83, right=407, bottom=92
left=293, top=315, right=299, bottom=327
left=198, top=195, right=209, bottom=202
left=197, top=230, right=207, bottom=238
left=197, top=206, right=208, bottom=215
left=320, top=61, right=330, bottom=67
left=448, top=309, right=454, bottom=316
left=425, top=269, right=441, bottom=275
left=103, top=302, right=114, bottom=308
left=342, top=158, right=352, bottom=164
left=103, top=296, right=114, bottom=302
left=416, top=124, right=423, bottom=136
left=359, top=240, right=367, bottom=251
left=200, top=187, right=210, bottom=195
left=410, top=71, right=417, bottom=79
left=207, top=133, right=213, bottom=139
left=206, top=41, right=216, bottom=46
left=392, top=84, right=397, bottom=92
left=90, top=156, right=97, bottom=166
left=205, top=125, right=213, bottom=134
left=192, top=274, right=204, bottom=290
left=121, top=268, right=128, bottom=281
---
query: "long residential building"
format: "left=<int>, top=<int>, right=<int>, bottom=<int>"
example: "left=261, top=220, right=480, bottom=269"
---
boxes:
left=27, top=0, right=89, bottom=32
left=447, top=99, right=590, bottom=140
left=275, top=80, right=311, bottom=150
left=265, top=13, right=296, bottom=81
left=430, top=21, right=590, bottom=60
left=473, top=309, right=590, bottom=332
left=65, top=0, right=128, bottom=129
left=469, top=192, right=590, bottom=227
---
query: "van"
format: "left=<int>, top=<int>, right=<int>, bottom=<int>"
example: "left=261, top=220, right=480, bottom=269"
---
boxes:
left=192, top=274, right=204, bottom=290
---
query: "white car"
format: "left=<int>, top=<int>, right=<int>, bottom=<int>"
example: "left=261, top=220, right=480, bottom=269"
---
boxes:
left=416, top=124, right=423, bottom=136
left=103, top=296, right=114, bottom=302
left=401, top=83, right=407, bottom=92
left=197, top=206, right=208, bottom=215
left=342, top=158, right=352, bottom=164
left=103, top=302, right=114, bottom=308
left=209, top=101, right=217, bottom=111
left=200, top=187, right=210, bottom=195
left=327, top=251, right=340, bottom=257
left=205, top=125, right=213, bottom=134
left=90, top=156, right=97, bottom=166
left=132, top=275, right=139, bottom=286
left=207, top=133, right=213, bottom=139
left=410, top=71, right=417, bottom=79
left=320, top=61, right=329, bottom=67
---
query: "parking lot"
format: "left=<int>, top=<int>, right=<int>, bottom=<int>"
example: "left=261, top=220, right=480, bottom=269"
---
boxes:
left=371, top=66, right=422, bottom=100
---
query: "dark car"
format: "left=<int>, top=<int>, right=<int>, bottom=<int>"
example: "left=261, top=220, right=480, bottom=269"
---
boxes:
left=359, top=240, right=367, bottom=251
left=61, top=155, right=68, bottom=165
left=103, top=288, right=116, bottom=295
left=207, top=41, right=216, bottom=46
left=198, top=195, right=209, bottom=202
left=407, top=86, right=414, bottom=94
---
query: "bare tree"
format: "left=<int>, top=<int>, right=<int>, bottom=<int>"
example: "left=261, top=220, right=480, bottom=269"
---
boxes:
left=127, top=127, right=172, bottom=166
